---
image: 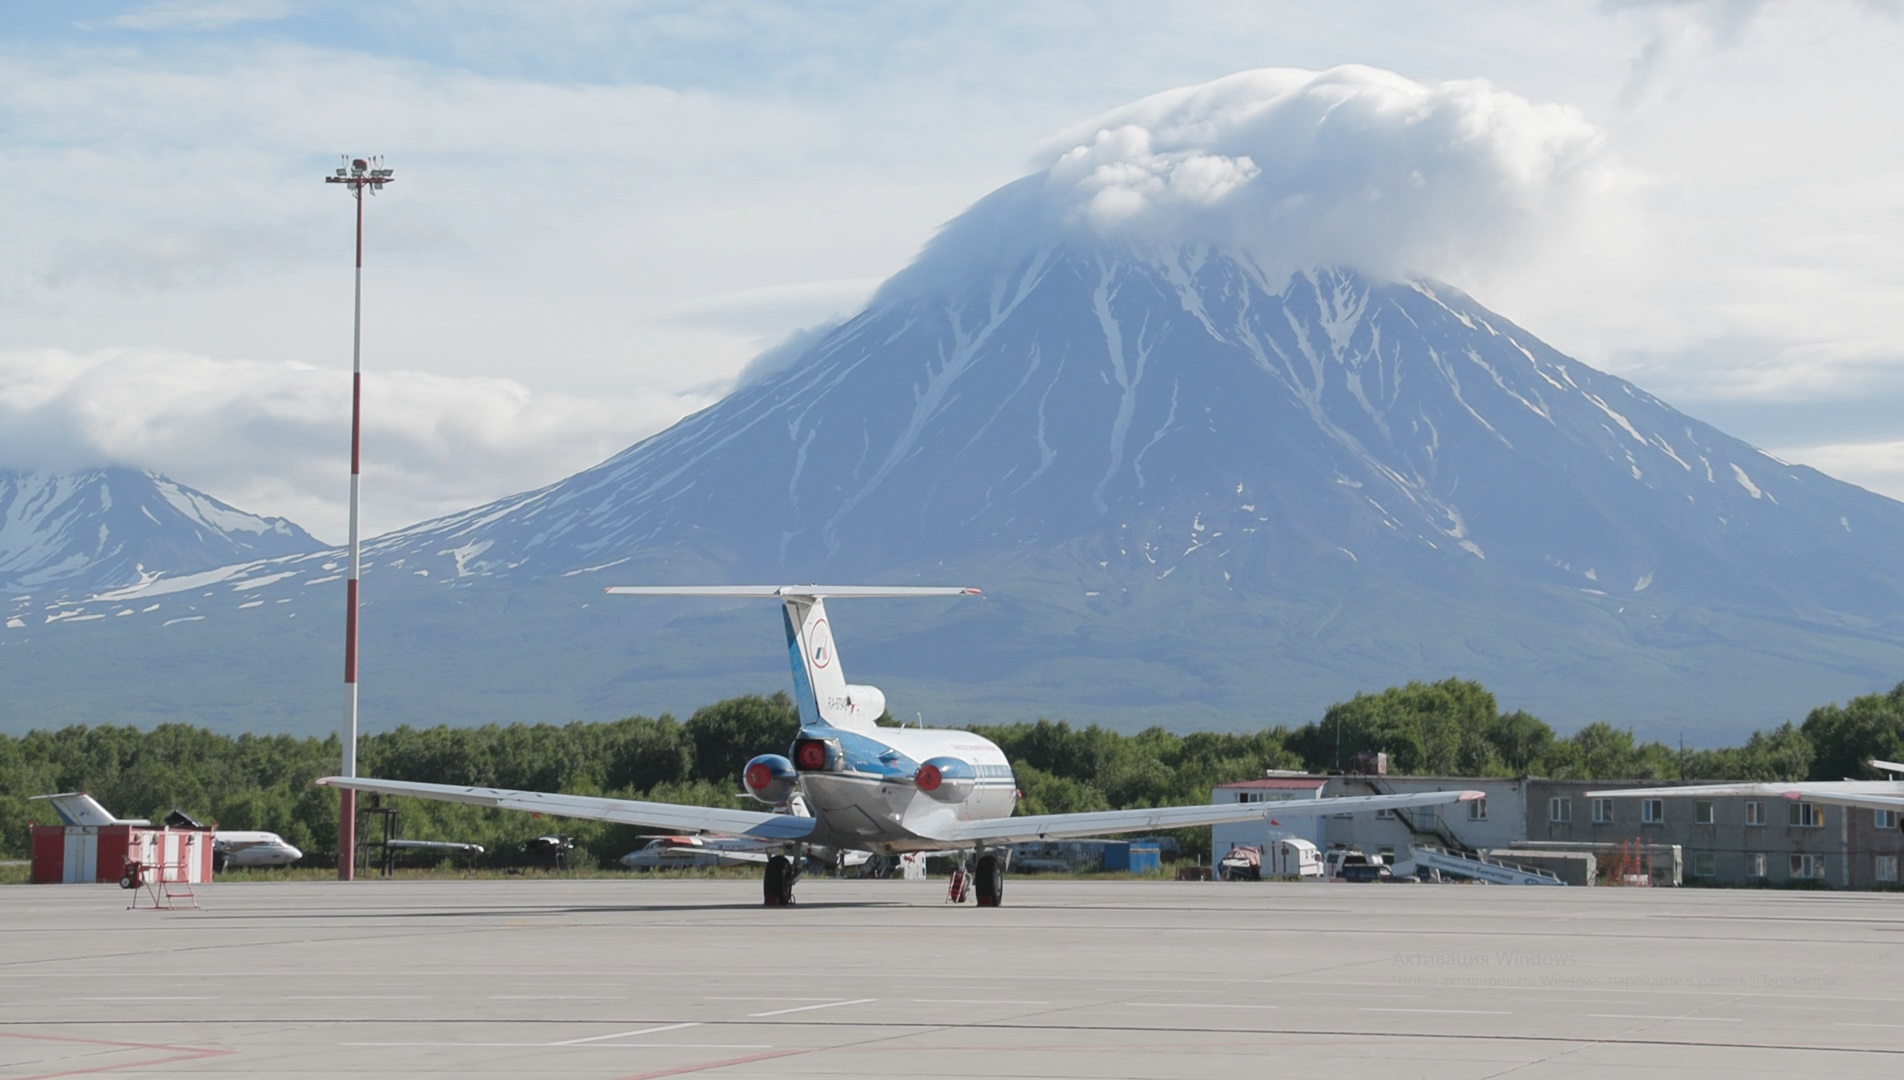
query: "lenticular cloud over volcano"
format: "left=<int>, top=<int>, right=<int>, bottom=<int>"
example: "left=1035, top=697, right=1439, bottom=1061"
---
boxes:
left=898, top=65, right=1623, bottom=289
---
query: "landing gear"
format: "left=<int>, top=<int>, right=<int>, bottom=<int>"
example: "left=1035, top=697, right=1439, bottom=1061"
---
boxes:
left=764, top=854, right=798, bottom=906
left=946, top=866, right=969, bottom=904
left=974, top=853, right=1004, bottom=907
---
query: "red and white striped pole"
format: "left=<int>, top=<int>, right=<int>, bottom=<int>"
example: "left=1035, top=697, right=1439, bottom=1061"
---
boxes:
left=325, top=156, right=393, bottom=881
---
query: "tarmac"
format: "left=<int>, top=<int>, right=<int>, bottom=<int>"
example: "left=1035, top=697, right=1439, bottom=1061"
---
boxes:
left=2, top=876, right=1902, bottom=1079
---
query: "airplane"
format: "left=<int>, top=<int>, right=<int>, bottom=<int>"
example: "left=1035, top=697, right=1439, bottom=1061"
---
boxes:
left=1590, top=759, right=1904, bottom=817
left=29, top=792, right=305, bottom=870
left=320, top=585, right=1484, bottom=907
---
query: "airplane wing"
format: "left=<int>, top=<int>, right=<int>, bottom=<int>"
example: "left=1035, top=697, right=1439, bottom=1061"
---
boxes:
left=1769, top=790, right=1904, bottom=812
left=1588, top=780, right=1904, bottom=799
left=917, top=789, right=1483, bottom=845
left=317, top=777, right=816, bottom=841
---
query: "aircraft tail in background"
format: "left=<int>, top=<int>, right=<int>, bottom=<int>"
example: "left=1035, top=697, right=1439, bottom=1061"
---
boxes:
left=604, top=585, right=979, bottom=732
left=28, top=792, right=149, bottom=827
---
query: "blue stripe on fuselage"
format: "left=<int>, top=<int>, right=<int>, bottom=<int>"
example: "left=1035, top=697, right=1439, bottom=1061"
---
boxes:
left=784, top=604, right=822, bottom=727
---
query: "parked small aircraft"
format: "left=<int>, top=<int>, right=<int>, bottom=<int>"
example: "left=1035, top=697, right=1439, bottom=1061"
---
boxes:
left=321, top=586, right=1482, bottom=906
left=1591, top=759, right=1904, bottom=816
left=29, top=792, right=304, bottom=869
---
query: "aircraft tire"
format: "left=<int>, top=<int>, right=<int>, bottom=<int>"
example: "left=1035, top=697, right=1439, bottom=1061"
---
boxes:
left=975, top=854, right=1003, bottom=907
left=765, top=855, right=794, bottom=907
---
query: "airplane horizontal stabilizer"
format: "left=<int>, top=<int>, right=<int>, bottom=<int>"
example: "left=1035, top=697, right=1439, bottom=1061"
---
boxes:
left=604, top=585, right=979, bottom=599
left=317, top=777, right=816, bottom=841
left=919, top=789, right=1483, bottom=845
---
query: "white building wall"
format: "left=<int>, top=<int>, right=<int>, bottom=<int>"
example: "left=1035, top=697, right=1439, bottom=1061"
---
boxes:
left=1209, top=787, right=1325, bottom=868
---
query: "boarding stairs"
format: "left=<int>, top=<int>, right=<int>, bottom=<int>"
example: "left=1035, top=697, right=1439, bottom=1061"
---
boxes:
left=1406, top=844, right=1565, bottom=886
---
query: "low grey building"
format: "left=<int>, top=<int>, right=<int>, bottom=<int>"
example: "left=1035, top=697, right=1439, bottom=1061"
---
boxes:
left=1210, top=772, right=1904, bottom=889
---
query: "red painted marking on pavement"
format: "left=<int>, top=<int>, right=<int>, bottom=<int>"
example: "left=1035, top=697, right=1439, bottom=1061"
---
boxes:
left=0, top=1032, right=234, bottom=1079
left=610, top=1047, right=808, bottom=1079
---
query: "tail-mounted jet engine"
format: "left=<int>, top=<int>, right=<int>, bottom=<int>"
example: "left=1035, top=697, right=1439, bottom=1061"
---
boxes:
left=741, top=754, right=798, bottom=804
left=791, top=737, right=843, bottom=773
left=914, top=757, right=977, bottom=802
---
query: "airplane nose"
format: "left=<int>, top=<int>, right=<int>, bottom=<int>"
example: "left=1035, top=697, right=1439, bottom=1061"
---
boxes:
left=284, top=845, right=304, bottom=861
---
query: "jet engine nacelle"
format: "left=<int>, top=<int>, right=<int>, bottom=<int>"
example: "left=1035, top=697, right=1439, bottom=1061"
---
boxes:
left=914, top=756, right=977, bottom=802
left=742, top=754, right=798, bottom=804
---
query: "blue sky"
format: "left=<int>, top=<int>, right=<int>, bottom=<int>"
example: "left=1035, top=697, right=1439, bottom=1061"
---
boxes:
left=3, top=1, right=1902, bottom=538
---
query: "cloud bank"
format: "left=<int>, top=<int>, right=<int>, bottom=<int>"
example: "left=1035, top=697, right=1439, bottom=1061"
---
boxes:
left=898, top=65, right=1629, bottom=290
left=0, top=349, right=713, bottom=542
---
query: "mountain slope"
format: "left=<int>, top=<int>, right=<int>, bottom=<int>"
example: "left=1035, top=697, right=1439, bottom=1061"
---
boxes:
left=0, top=467, right=320, bottom=593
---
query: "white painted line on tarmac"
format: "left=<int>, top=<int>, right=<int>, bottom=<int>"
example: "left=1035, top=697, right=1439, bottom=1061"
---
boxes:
left=286, top=995, right=427, bottom=1001
left=490, top=995, right=618, bottom=1000
left=1125, top=1003, right=1280, bottom=1010
left=1360, top=1008, right=1512, bottom=1016
left=749, top=998, right=875, bottom=1017
left=1588, top=1014, right=1741, bottom=1023
left=911, top=999, right=1051, bottom=1005
left=551, top=1023, right=702, bottom=1046
left=77, top=996, right=218, bottom=1001
left=708, top=996, right=842, bottom=1002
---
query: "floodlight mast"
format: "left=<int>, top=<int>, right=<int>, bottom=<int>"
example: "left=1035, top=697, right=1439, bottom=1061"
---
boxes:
left=323, top=154, right=394, bottom=881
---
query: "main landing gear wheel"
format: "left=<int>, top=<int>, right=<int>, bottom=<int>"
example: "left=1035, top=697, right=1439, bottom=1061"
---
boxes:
left=764, top=854, right=797, bottom=907
left=974, top=854, right=1004, bottom=908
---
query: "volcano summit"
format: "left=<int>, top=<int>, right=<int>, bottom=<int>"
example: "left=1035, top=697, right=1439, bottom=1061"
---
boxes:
left=8, top=67, right=1902, bottom=739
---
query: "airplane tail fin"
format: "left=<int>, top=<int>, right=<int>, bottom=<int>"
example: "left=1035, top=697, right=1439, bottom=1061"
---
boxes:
left=28, top=792, right=147, bottom=827
left=604, top=585, right=979, bottom=734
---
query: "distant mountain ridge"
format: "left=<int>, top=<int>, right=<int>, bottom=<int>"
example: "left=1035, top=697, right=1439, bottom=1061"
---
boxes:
left=0, top=467, right=319, bottom=593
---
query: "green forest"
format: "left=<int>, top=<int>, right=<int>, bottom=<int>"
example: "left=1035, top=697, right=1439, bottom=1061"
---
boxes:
left=5, top=679, right=1902, bottom=868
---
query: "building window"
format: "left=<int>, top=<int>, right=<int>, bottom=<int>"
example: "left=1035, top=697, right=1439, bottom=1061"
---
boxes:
left=1789, top=802, right=1825, bottom=828
left=1745, top=801, right=1765, bottom=826
left=1238, top=792, right=1262, bottom=803
left=1550, top=797, right=1572, bottom=823
left=1692, top=852, right=1715, bottom=877
left=1747, top=853, right=1766, bottom=878
left=1467, top=797, right=1488, bottom=821
left=1592, top=798, right=1613, bottom=824
left=1694, top=801, right=1715, bottom=825
left=1876, top=809, right=1897, bottom=830
left=1376, top=808, right=1395, bottom=819
left=1877, top=855, right=1899, bottom=883
left=1790, top=854, right=1827, bottom=879
left=1641, top=798, right=1665, bottom=825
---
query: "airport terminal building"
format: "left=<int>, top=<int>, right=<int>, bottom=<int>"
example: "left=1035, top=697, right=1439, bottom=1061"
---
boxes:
left=1213, top=773, right=1904, bottom=889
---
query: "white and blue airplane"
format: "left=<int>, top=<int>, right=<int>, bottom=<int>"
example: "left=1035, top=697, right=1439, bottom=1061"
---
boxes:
left=322, top=586, right=1483, bottom=906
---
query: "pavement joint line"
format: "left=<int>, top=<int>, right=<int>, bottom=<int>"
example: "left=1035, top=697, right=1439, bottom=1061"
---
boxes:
left=747, top=998, right=875, bottom=1017
left=552, top=1022, right=701, bottom=1046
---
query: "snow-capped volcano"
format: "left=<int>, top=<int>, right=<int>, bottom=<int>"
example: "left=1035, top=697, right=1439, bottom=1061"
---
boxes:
left=374, top=250, right=1904, bottom=627
left=8, top=66, right=1903, bottom=739
left=0, top=467, right=319, bottom=592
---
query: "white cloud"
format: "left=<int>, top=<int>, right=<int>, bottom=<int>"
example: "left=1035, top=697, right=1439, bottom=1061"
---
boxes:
left=0, top=348, right=713, bottom=542
left=898, top=66, right=1634, bottom=292
left=98, top=1, right=296, bottom=33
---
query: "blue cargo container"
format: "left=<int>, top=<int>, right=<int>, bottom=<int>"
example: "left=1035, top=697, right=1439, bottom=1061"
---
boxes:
left=1102, top=842, right=1161, bottom=874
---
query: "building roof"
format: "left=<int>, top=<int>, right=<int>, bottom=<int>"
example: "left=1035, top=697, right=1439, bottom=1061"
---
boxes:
left=1215, top=778, right=1329, bottom=790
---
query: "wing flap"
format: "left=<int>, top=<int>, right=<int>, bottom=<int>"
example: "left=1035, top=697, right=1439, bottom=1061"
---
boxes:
left=919, top=789, right=1483, bottom=845
left=317, top=777, right=815, bottom=841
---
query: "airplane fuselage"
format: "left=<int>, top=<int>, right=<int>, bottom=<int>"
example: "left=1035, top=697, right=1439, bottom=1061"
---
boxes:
left=791, top=725, right=1018, bottom=854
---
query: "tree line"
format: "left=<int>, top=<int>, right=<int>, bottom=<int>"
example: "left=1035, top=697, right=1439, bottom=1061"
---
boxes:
left=4, top=679, right=1900, bottom=868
